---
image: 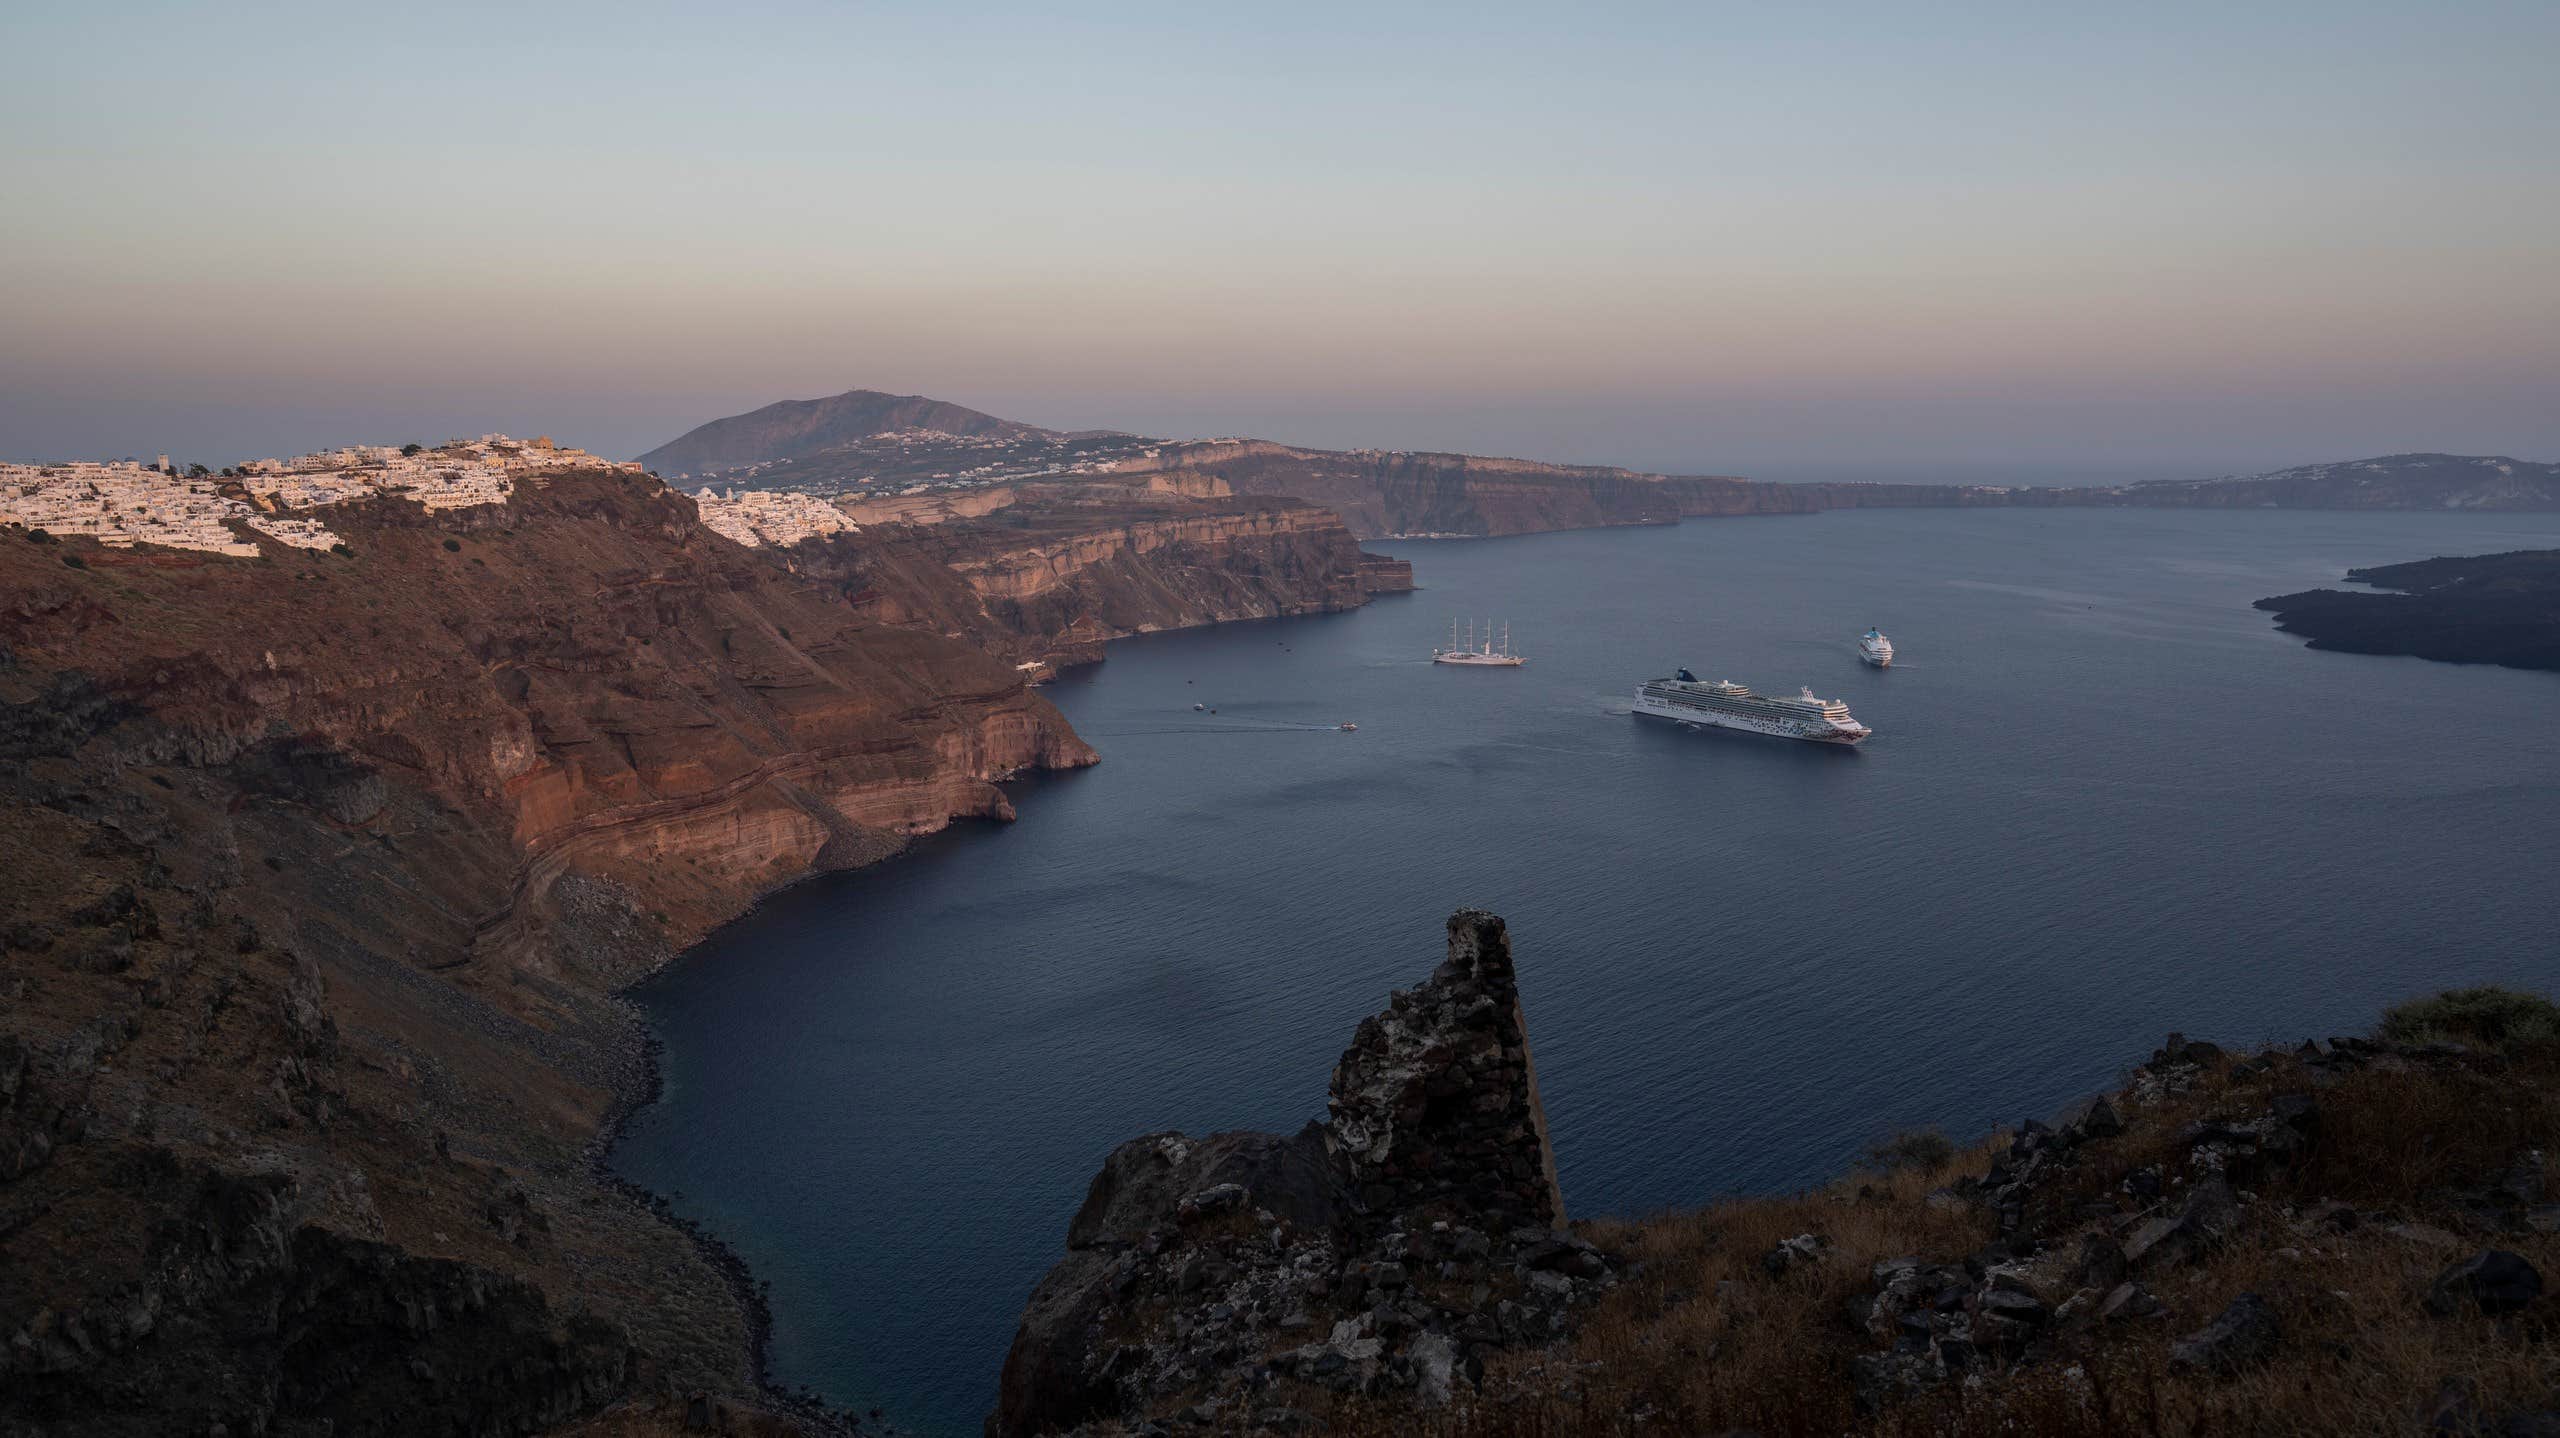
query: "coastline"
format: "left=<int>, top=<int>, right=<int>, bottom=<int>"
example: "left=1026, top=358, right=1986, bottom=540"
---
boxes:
left=590, top=1003, right=866, bottom=1434
left=589, top=806, right=1060, bottom=1436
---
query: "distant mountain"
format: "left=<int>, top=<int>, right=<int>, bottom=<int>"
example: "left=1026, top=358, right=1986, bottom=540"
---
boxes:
left=2128, top=453, right=2560, bottom=510
left=638, top=389, right=1101, bottom=477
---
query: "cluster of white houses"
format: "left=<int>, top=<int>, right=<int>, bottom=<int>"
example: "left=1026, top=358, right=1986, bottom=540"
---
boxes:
left=0, top=436, right=635, bottom=558
left=691, top=489, right=860, bottom=548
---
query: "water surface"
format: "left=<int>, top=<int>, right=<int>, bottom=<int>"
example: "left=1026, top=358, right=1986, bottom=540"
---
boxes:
left=612, top=508, right=2560, bottom=1434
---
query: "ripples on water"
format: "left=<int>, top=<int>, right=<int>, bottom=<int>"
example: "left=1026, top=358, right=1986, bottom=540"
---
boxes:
left=612, top=508, right=2560, bottom=1435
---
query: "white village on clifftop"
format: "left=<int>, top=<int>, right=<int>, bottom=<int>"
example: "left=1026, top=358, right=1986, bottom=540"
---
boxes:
left=690, top=489, right=860, bottom=548
left=1, top=437, right=641, bottom=557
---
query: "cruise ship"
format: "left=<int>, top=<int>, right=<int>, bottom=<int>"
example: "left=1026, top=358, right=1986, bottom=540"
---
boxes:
left=1859, top=628, right=1894, bottom=667
left=1633, top=670, right=1872, bottom=744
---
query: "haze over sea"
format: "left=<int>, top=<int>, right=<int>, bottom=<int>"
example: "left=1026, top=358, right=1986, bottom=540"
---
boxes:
left=611, top=507, right=2560, bottom=1435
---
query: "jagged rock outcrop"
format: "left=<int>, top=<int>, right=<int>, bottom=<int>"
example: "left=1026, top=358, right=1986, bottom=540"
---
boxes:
left=990, top=911, right=1608, bottom=1438
left=1327, top=910, right=1564, bottom=1230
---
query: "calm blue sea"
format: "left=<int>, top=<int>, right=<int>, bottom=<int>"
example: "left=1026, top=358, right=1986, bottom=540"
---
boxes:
left=610, top=507, right=2560, bottom=1435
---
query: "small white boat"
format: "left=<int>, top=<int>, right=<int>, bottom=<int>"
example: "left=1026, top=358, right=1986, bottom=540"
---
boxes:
left=1859, top=628, right=1895, bottom=668
left=1434, top=619, right=1526, bottom=667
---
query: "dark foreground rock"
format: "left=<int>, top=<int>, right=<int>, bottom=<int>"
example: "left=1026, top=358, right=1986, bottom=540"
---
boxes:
left=2425, top=1251, right=2545, bottom=1317
left=990, top=910, right=1606, bottom=1437
left=1, top=1165, right=632, bottom=1436
left=2169, top=1292, right=2280, bottom=1374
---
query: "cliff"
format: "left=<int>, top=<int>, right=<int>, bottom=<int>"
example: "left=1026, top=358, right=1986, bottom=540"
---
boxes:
left=1030, top=442, right=2125, bottom=538
left=1103, top=441, right=1736, bottom=538
left=776, top=480, right=1412, bottom=669
left=999, top=917, right=2560, bottom=1437
left=2256, top=549, right=2560, bottom=671
left=0, top=469, right=1093, bottom=1436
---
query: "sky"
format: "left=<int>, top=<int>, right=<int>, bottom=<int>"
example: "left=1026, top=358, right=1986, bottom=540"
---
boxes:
left=4, top=1, right=2556, bottom=481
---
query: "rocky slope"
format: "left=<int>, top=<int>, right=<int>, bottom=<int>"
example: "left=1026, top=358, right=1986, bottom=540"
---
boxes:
left=776, top=477, right=1413, bottom=669
left=2256, top=549, right=2560, bottom=672
left=0, top=469, right=1093, bottom=1436
left=998, top=913, right=2560, bottom=1437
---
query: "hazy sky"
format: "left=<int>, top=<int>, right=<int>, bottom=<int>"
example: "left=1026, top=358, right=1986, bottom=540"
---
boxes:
left=6, top=2, right=2555, bottom=480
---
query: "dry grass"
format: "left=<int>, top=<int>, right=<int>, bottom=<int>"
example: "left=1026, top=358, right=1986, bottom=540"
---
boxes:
left=1293, top=1046, right=2560, bottom=1438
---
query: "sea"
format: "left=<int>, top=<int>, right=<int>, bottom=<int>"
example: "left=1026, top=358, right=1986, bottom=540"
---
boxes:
left=609, top=506, right=2560, bottom=1435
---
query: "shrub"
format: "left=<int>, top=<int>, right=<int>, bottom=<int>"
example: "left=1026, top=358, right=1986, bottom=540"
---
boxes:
left=1858, top=1126, right=1957, bottom=1175
left=442, top=538, right=462, bottom=552
left=61, top=553, right=86, bottom=569
left=330, top=543, right=352, bottom=557
left=24, top=527, right=52, bottom=544
left=401, top=443, right=423, bottom=456
left=2381, top=986, right=2560, bottom=1055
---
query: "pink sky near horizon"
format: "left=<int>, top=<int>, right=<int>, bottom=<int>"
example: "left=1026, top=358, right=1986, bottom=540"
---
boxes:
left=5, top=2, right=2555, bottom=476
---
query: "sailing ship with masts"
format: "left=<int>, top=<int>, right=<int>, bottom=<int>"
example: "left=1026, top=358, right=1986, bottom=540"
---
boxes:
left=1433, top=619, right=1526, bottom=667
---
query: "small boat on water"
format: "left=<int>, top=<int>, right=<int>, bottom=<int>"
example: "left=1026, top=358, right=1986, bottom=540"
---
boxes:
left=1339, top=722, right=1358, bottom=731
left=1434, top=619, right=1526, bottom=667
left=1859, top=628, right=1895, bottom=668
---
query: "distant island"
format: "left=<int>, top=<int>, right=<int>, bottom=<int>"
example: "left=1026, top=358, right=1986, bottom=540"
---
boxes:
left=2256, top=549, right=2560, bottom=672
left=639, top=389, right=2560, bottom=541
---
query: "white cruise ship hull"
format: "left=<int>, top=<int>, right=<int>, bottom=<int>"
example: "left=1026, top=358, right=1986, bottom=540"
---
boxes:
left=1632, top=693, right=1870, bottom=744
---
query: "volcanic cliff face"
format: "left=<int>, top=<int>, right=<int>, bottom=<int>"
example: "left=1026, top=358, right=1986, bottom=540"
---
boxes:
left=0, top=469, right=1092, bottom=1435
left=1102, top=442, right=2033, bottom=538
left=778, top=479, right=1413, bottom=669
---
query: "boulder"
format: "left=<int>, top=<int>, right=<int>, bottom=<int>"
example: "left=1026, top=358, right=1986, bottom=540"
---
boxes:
left=2169, top=1292, right=2280, bottom=1373
left=1066, top=1128, right=1348, bottom=1249
left=1761, top=1233, right=1826, bottom=1278
left=2096, top=1281, right=2164, bottom=1323
left=2125, top=1178, right=2239, bottom=1270
left=2152, top=1033, right=2226, bottom=1068
left=2424, top=1251, right=2544, bottom=1317
left=2073, top=1232, right=2127, bottom=1292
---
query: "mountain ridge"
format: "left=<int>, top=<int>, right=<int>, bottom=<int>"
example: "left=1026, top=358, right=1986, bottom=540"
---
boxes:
left=641, top=391, right=2560, bottom=537
left=638, top=389, right=1120, bottom=478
